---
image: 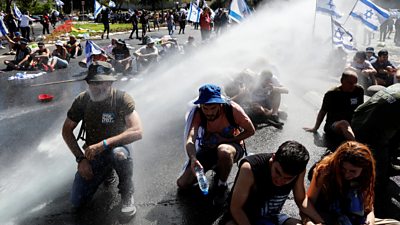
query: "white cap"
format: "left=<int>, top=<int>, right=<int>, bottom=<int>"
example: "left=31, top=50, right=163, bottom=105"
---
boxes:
left=55, top=40, right=63, bottom=46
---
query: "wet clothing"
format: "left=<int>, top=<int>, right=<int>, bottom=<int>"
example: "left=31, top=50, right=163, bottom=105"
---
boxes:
left=67, top=89, right=135, bottom=146
left=352, top=84, right=400, bottom=186
left=67, top=89, right=136, bottom=207
left=220, top=153, right=294, bottom=225
left=15, top=46, right=31, bottom=63
left=112, top=47, right=130, bottom=61
left=372, top=60, right=396, bottom=87
left=321, top=86, right=364, bottom=134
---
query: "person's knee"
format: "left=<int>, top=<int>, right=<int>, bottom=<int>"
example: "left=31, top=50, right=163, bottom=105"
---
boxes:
left=335, top=120, right=351, bottom=132
left=217, top=145, right=235, bottom=163
left=112, top=146, right=129, bottom=161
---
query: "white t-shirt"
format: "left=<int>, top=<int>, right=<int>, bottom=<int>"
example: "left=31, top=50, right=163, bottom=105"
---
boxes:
left=20, top=15, right=35, bottom=28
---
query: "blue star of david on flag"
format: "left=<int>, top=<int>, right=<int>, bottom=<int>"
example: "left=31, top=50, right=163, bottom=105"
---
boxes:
left=332, top=19, right=357, bottom=52
left=364, top=9, right=373, bottom=19
left=350, top=0, right=389, bottom=31
left=316, top=0, right=342, bottom=18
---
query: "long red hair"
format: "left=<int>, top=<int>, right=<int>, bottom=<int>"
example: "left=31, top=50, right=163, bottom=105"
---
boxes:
left=315, top=141, right=376, bottom=213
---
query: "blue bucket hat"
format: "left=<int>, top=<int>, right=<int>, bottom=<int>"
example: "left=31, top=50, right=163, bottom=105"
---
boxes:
left=193, top=84, right=226, bottom=105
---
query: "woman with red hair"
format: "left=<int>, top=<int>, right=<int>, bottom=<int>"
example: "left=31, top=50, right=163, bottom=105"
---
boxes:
left=304, top=141, right=399, bottom=225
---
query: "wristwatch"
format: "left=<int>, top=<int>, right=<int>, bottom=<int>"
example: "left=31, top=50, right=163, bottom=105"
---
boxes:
left=76, top=156, right=86, bottom=163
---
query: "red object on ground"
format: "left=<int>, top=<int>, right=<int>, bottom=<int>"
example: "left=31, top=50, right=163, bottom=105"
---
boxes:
left=38, top=94, right=54, bottom=102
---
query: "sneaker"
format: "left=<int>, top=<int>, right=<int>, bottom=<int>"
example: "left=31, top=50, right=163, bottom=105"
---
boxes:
left=213, top=185, right=228, bottom=207
left=121, top=194, right=137, bottom=216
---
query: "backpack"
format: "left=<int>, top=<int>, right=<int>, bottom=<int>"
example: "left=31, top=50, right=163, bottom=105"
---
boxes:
left=197, top=102, right=247, bottom=156
left=76, top=90, right=125, bottom=142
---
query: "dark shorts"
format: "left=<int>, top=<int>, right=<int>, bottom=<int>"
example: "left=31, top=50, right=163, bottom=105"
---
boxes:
left=193, top=143, right=245, bottom=172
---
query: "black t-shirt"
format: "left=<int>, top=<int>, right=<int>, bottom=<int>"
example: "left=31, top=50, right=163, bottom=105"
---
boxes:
left=15, top=46, right=31, bottom=63
left=112, top=47, right=130, bottom=60
left=321, top=86, right=364, bottom=131
left=228, top=153, right=296, bottom=223
left=372, top=60, right=396, bottom=86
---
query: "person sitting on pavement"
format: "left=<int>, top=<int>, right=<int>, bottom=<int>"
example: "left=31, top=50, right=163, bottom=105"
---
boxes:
left=159, top=36, right=182, bottom=57
left=30, top=41, right=50, bottom=71
left=346, top=51, right=377, bottom=95
left=249, top=70, right=289, bottom=127
left=3, top=38, right=32, bottom=71
left=304, top=70, right=363, bottom=145
left=111, top=39, right=132, bottom=73
left=133, top=37, right=159, bottom=72
left=351, top=84, right=400, bottom=203
left=304, top=141, right=400, bottom=225
left=177, top=84, right=255, bottom=206
left=218, top=140, right=325, bottom=225
left=48, top=40, right=69, bottom=71
left=3, top=31, right=21, bottom=54
left=65, top=35, right=82, bottom=59
left=62, top=61, right=143, bottom=216
left=371, top=49, right=397, bottom=87
left=365, top=47, right=377, bottom=64
left=183, top=35, right=197, bottom=55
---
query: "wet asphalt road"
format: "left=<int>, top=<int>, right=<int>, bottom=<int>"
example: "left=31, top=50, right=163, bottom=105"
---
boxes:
left=0, top=23, right=399, bottom=225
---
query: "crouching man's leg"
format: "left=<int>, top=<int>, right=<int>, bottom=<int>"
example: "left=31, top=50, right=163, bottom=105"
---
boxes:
left=70, top=158, right=109, bottom=210
left=111, top=146, right=136, bottom=216
left=214, top=143, right=244, bottom=206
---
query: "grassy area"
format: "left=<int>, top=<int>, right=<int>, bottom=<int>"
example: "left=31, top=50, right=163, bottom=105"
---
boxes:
left=73, top=23, right=134, bottom=33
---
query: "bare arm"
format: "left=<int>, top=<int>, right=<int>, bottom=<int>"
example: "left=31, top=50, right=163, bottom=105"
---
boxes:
left=230, top=162, right=253, bottom=225
left=186, top=123, right=202, bottom=173
left=365, top=210, right=375, bottom=225
left=303, top=109, right=326, bottom=133
left=293, top=170, right=325, bottom=224
left=62, top=117, right=93, bottom=180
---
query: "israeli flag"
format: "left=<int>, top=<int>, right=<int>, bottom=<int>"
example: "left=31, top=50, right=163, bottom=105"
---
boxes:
left=85, top=40, right=103, bottom=67
left=55, top=0, right=65, bottom=7
left=350, top=0, right=390, bottom=31
left=94, top=0, right=102, bottom=19
left=109, top=0, right=116, bottom=8
left=0, top=17, right=9, bottom=37
left=316, top=0, right=342, bottom=18
left=187, top=3, right=201, bottom=23
left=332, top=19, right=357, bottom=52
left=229, top=0, right=252, bottom=23
left=13, top=3, right=22, bottom=20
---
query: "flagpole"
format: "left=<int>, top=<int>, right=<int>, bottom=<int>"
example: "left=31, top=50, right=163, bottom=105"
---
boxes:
left=330, top=15, right=335, bottom=48
left=312, top=0, right=317, bottom=36
left=343, top=0, right=359, bottom=26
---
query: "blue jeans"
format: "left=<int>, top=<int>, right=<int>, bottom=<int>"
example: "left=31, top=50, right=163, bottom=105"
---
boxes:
left=70, top=146, right=133, bottom=207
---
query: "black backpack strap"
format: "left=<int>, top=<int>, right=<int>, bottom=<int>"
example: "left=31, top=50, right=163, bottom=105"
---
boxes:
left=76, top=90, right=124, bottom=142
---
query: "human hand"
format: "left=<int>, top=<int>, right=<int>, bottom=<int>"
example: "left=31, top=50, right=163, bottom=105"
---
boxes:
left=77, top=159, right=94, bottom=180
left=303, top=127, right=317, bottom=133
left=190, top=158, right=202, bottom=175
left=84, top=143, right=104, bottom=160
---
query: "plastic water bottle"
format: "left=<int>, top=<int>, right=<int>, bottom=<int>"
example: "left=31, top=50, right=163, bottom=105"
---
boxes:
left=194, top=166, right=209, bottom=195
